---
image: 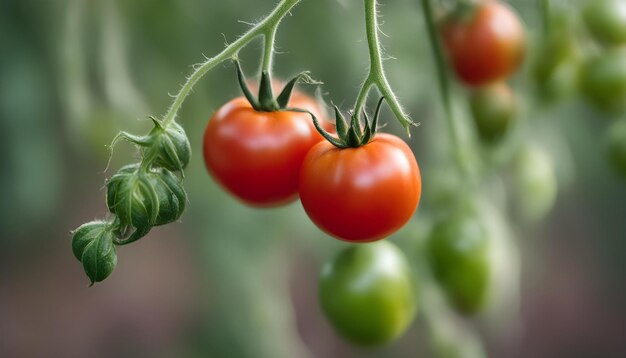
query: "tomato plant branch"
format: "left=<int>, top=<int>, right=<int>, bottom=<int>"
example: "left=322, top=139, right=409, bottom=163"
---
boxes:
left=161, top=0, right=302, bottom=128
left=72, top=0, right=305, bottom=285
left=420, top=0, right=472, bottom=178
left=262, top=25, right=279, bottom=73
left=354, top=0, right=417, bottom=134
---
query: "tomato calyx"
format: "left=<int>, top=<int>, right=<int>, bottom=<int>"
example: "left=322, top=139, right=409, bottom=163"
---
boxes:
left=235, top=60, right=312, bottom=112
left=111, top=116, right=191, bottom=175
left=304, top=96, right=386, bottom=149
left=443, top=0, right=478, bottom=25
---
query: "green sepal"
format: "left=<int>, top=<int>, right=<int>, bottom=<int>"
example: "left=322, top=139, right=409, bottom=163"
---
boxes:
left=362, top=96, right=385, bottom=144
left=276, top=72, right=311, bottom=109
left=361, top=111, right=373, bottom=144
left=350, top=110, right=363, bottom=139
left=443, top=0, right=478, bottom=25
left=305, top=97, right=387, bottom=148
left=106, top=164, right=187, bottom=245
left=71, top=221, right=117, bottom=285
left=110, top=131, right=152, bottom=148
left=258, top=71, right=279, bottom=111
left=115, top=222, right=152, bottom=245
left=150, top=168, right=187, bottom=226
left=286, top=107, right=347, bottom=148
left=333, top=106, right=348, bottom=139
left=371, top=96, right=384, bottom=134
left=141, top=119, right=191, bottom=174
left=346, top=125, right=363, bottom=147
left=235, top=59, right=318, bottom=112
left=106, top=164, right=159, bottom=243
left=235, top=60, right=261, bottom=111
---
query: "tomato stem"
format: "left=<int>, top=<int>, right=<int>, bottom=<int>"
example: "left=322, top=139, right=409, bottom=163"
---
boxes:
left=353, top=0, right=418, bottom=135
left=420, top=0, right=473, bottom=179
left=160, top=0, right=303, bottom=128
left=262, top=25, right=279, bottom=74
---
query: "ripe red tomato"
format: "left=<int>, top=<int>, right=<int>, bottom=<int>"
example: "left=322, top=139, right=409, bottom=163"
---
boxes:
left=441, top=0, right=526, bottom=86
left=299, top=133, right=421, bottom=242
left=203, top=95, right=326, bottom=206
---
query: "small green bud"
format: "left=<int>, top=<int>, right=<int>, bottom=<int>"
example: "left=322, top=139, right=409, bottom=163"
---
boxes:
left=150, top=168, right=187, bottom=226
left=71, top=221, right=117, bottom=285
left=106, top=164, right=158, bottom=242
left=106, top=164, right=187, bottom=242
left=142, top=119, right=191, bottom=172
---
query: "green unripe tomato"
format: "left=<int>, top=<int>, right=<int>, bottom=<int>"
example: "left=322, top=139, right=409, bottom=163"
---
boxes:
left=581, top=48, right=626, bottom=113
left=428, top=210, right=490, bottom=315
left=533, top=11, right=581, bottom=102
left=607, top=120, right=626, bottom=177
left=584, top=0, right=626, bottom=47
left=469, top=83, right=516, bottom=142
left=513, top=144, right=558, bottom=223
left=319, top=241, right=416, bottom=346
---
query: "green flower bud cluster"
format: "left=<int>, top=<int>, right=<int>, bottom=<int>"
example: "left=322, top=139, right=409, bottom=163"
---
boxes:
left=71, top=117, right=190, bottom=285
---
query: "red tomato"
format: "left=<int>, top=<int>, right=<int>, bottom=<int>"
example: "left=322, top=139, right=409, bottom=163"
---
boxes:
left=299, top=133, right=422, bottom=242
left=203, top=96, right=326, bottom=206
left=441, top=0, right=526, bottom=86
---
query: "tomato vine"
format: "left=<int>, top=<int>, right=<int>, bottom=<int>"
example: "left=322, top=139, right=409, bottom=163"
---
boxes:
left=71, top=0, right=416, bottom=285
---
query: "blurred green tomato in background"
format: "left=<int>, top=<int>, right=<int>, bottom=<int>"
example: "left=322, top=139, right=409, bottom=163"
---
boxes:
left=319, top=241, right=416, bottom=346
left=428, top=208, right=491, bottom=315
left=581, top=48, right=626, bottom=113
left=470, top=82, right=517, bottom=143
left=606, top=119, right=626, bottom=177
left=512, top=144, right=558, bottom=223
left=583, top=0, right=626, bottom=47
left=532, top=9, right=580, bottom=102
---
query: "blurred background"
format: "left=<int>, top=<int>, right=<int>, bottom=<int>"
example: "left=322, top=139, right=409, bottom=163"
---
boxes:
left=1, top=0, right=626, bottom=357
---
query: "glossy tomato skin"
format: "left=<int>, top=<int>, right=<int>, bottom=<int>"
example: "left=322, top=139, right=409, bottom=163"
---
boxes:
left=470, top=82, right=516, bottom=142
left=299, top=134, right=421, bottom=242
left=319, top=241, right=417, bottom=346
left=584, top=0, right=626, bottom=47
left=441, top=0, right=526, bottom=86
left=203, top=96, right=325, bottom=207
